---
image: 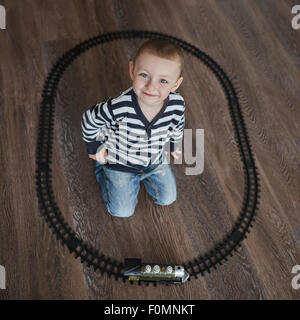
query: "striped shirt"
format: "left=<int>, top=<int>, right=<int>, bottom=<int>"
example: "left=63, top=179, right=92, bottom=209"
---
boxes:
left=81, top=86, right=185, bottom=173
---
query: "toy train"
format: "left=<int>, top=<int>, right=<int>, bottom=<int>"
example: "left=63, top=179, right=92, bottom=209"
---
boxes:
left=124, top=258, right=190, bottom=284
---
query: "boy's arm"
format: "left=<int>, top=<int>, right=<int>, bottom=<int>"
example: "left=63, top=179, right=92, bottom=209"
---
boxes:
left=81, top=98, right=115, bottom=155
left=169, top=103, right=185, bottom=153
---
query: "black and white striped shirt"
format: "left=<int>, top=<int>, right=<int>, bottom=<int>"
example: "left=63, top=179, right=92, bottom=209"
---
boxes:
left=81, top=86, right=185, bottom=173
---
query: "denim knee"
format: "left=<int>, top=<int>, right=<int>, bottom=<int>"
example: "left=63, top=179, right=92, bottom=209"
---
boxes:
left=106, top=202, right=136, bottom=218
left=155, top=192, right=177, bottom=206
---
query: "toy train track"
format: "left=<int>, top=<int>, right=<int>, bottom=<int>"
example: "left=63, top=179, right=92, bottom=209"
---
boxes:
left=35, top=30, right=261, bottom=286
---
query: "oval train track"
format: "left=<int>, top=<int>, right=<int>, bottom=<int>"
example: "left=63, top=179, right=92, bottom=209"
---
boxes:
left=35, top=30, right=261, bottom=286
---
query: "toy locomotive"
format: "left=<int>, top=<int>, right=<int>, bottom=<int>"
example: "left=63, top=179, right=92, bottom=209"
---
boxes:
left=124, top=258, right=190, bottom=284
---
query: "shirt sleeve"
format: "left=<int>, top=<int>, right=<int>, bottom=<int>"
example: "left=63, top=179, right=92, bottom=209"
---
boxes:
left=81, top=98, right=116, bottom=154
left=169, top=102, right=185, bottom=153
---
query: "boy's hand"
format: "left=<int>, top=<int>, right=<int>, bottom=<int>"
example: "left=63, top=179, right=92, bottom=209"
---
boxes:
left=170, top=147, right=182, bottom=159
left=88, top=148, right=108, bottom=164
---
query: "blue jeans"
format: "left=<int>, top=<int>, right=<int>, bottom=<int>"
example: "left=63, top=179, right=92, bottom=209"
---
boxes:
left=94, top=161, right=177, bottom=218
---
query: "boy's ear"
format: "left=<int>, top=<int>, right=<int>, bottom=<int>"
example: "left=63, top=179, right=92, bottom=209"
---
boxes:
left=171, top=76, right=183, bottom=92
left=129, top=61, right=134, bottom=80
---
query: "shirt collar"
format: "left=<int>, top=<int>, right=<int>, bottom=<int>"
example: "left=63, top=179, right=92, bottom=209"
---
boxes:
left=130, top=88, right=170, bottom=129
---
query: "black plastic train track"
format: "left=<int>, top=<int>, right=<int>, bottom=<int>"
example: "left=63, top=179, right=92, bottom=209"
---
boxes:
left=35, top=30, right=261, bottom=286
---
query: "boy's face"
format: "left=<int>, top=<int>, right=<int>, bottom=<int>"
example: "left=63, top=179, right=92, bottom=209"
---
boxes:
left=129, top=51, right=183, bottom=108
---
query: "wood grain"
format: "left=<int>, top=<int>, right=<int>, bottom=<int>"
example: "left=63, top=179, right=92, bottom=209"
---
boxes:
left=0, top=0, right=299, bottom=300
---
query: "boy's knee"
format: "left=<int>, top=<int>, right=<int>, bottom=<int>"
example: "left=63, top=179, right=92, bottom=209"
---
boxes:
left=155, top=193, right=177, bottom=206
left=106, top=203, right=136, bottom=218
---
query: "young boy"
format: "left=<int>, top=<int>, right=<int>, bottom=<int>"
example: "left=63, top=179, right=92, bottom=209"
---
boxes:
left=81, top=38, right=185, bottom=218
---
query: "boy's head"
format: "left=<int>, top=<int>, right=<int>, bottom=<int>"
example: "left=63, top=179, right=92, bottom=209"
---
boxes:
left=129, top=38, right=184, bottom=107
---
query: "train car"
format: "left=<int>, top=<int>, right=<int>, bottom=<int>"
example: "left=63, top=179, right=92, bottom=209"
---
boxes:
left=124, top=258, right=190, bottom=284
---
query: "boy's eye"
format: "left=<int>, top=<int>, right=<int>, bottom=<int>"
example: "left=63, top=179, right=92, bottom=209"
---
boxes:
left=139, top=73, right=168, bottom=84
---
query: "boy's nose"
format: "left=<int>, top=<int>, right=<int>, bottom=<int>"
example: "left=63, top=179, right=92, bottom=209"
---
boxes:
left=145, top=80, right=156, bottom=90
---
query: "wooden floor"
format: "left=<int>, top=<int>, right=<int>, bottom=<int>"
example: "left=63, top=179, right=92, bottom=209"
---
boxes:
left=0, top=0, right=300, bottom=300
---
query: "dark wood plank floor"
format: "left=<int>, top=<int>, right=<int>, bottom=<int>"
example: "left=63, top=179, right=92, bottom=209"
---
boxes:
left=0, top=0, right=300, bottom=300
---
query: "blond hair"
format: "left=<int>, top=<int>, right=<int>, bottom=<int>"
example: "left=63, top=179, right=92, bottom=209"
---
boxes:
left=132, top=38, right=184, bottom=79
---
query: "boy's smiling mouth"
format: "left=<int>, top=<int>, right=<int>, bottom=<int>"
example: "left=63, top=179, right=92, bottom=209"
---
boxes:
left=143, top=91, right=157, bottom=97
